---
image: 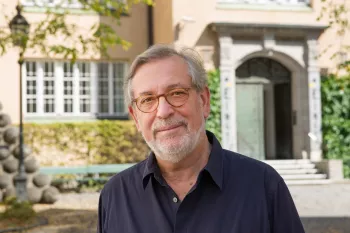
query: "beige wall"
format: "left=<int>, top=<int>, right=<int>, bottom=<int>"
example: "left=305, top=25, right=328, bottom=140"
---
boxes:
left=0, top=1, right=22, bottom=124
left=0, top=2, right=149, bottom=123
left=171, top=0, right=349, bottom=72
left=153, top=0, right=173, bottom=44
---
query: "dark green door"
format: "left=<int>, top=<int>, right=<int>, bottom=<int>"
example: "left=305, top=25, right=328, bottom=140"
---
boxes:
left=236, top=83, right=265, bottom=160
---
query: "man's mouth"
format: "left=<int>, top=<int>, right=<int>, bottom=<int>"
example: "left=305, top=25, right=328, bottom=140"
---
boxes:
left=155, top=124, right=183, bottom=133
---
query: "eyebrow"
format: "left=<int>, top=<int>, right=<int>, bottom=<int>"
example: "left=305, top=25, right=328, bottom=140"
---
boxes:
left=138, top=83, right=187, bottom=96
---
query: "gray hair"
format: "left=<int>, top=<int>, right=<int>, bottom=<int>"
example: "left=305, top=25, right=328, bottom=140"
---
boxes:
left=124, top=44, right=208, bottom=106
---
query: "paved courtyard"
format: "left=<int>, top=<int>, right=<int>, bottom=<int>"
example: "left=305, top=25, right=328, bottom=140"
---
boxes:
left=26, top=182, right=350, bottom=233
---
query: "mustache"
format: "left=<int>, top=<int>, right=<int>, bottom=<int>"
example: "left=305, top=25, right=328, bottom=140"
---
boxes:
left=152, top=118, right=188, bottom=133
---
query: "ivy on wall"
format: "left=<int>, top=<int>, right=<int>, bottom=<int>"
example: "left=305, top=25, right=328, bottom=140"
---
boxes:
left=321, top=74, right=350, bottom=178
left=206, top=69, right=222, bottom=142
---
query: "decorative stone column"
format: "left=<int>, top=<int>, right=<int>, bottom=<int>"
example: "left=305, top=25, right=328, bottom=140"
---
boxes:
left=306, top=34, right=323, bottom=161
left=219, top=33, right=237, bottom=151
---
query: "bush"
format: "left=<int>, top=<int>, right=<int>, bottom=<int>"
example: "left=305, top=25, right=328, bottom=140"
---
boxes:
left=24, top=120, right=149, bottom=164
left=206, top=69, right=222, bottom=142
left=0, top=197, right=36, bottom=221
left=321, top=74, right=350, bottom=178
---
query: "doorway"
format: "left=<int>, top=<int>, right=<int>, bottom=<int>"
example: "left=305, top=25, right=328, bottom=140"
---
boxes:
left=235, top=57, right=293, bottom=160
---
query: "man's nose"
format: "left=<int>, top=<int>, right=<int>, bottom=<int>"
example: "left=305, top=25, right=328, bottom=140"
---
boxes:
left=156, top=97, right=174, bottom=119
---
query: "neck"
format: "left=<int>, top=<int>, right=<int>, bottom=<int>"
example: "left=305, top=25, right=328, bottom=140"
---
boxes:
left=156, top=132, right=211, bottom=183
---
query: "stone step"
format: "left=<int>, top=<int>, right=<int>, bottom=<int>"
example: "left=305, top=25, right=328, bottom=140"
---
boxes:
left=281, top=174, right=327, bottom=180
left=263, top=159, right=312, bottom=165
left=269, top=163, right=316, bottom=170
left=276, top=168, right=318, bottom=175
left=285, top=179, right=332, bottom=185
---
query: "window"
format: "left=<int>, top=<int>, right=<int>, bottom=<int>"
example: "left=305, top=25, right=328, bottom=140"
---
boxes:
left=23, top=61, right=127, bottom=120
left=25, top=62, right=37, bottom=113
left=97, top=62, right=127, bottom=116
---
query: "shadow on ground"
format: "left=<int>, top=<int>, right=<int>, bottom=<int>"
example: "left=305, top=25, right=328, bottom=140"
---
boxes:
left=28, top=209, right=98, bottom=233
left=302, top=217, right=350, bottom=233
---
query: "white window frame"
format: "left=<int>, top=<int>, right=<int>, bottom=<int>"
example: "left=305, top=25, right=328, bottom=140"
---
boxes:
left=96, top=62, right=128, bottom=118
left=23, top=60, right=128, bottom=121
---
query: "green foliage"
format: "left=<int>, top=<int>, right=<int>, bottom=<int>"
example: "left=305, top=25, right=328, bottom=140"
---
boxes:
left=24, top=120, right=149, bottom=164
left=321, top=74, right=350, bottom=178
left=206, top=69, right=221, bottom=142
left=0, top=0, right=154, bottom=62
left=0, top=197, right=36, bottom=221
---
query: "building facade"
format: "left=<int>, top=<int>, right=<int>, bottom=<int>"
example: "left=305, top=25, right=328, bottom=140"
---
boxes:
left=0, top=0, right=349, bottom=161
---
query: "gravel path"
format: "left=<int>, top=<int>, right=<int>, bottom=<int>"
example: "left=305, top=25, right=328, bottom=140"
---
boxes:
left=26, top=182, right=350, bottom=233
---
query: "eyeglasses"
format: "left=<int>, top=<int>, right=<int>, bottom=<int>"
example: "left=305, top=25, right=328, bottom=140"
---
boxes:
left=132, top=87, right=192, bottom=113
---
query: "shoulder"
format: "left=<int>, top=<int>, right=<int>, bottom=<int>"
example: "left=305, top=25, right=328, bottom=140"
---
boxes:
left=222, top=149, right=283, bottom=189
left=100, top=159, right=147, bottom=196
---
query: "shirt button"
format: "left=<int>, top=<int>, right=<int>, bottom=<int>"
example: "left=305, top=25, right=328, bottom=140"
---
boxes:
left=173, top=197, right=178, bottom=203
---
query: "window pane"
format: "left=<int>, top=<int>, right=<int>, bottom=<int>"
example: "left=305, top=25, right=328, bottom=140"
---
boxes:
left=26, top=62, right=36, bottom=77
left=25, top=62, right=37, bottom=113
left=64, top=98, right=73, bottom=113
left=26, top=80, right=36, bottom=95
left=44, top=98, right=55, bottom=113
left=44, top=62, right=54, bottom=77
left=98, top=63, right=109, bottom=113
left=113, top=63, right=125, bottom=114
left=44, top=80, right=55, bottom=95
left=64, top=62, right=74, bottom=78
left=80, top=81, right=90, bottom=95
left=64, top=81, right=73, bottom=95
left=99, top=98, right=109, bottom=113
left=78, top=62, right=91, bottom=113
left=43, top=62, right=55, bottom=113
left=80, top=98, right=90, bottom=113
left=26, top=98, right=37, bottom=113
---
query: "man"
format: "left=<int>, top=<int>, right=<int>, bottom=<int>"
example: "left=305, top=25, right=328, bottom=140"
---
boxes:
left=98, top=44, right=305, bottom=233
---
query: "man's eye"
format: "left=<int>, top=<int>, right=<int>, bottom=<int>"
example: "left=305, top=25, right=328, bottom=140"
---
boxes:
left=140, top=97, right=156, bottom=104
left=171, top=91, right=186, bottom=96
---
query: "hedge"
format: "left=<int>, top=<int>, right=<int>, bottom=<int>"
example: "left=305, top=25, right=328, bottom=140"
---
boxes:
left=321, top=74, right=350, bottom=178
left=24, top=120, right=149, bottom=164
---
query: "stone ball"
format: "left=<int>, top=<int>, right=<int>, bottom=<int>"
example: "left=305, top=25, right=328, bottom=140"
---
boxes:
left=0, top=190, right=3, bottom=202
left=3, top=127, right=19, bottom=144
left=0, top=146, right=10, bottom=160
left=41, top=186, right=59, bottom=204
left=25, top=157, right=40, bottom=173
left=33, top=173, right=51, bottom=188
left=0, top=113, right=11, bottom=128
left=0, top=174, right=12, bottom=189
left=27, top=187, right=43, bottom=204
left=13, top=145, right=32, bottom=159
left=3, top=159, right=18, bottom=173
left=4, top=187, right=16, bottom=200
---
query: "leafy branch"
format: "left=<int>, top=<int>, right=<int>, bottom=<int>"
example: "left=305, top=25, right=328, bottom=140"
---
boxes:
left=0, top=0, right=153, bottom=63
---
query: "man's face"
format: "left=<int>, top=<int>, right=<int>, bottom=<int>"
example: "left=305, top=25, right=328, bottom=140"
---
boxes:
left=129, top=56, right=210, bottom=163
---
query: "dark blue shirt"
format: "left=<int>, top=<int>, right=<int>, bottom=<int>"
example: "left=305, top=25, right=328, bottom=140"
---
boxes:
left=98, top=131, right=305, bottom=233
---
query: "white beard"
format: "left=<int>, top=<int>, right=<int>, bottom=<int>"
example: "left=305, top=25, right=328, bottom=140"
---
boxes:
left=143, top=117, right=206, bottom=163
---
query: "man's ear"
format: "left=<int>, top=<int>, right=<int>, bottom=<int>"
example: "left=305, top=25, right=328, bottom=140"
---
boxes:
left=129, top=105, right=141, bottom=131
left=199, top=86, right=211, bottom=120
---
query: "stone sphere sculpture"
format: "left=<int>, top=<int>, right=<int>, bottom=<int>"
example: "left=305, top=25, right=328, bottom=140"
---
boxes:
left=0, top=114, right=11, bottom=127
left=0, top=104, right=59, bottom=204
left=3, top=127, right=19, bottom=144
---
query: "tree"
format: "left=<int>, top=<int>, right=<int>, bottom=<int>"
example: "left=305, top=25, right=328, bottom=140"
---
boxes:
left=318, top=0, right=350, bottom=71
left=0, top=0, right=153, bottom=63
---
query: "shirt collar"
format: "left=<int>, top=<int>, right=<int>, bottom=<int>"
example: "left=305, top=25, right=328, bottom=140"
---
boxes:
left=142, top=130, right=224, bottom=190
